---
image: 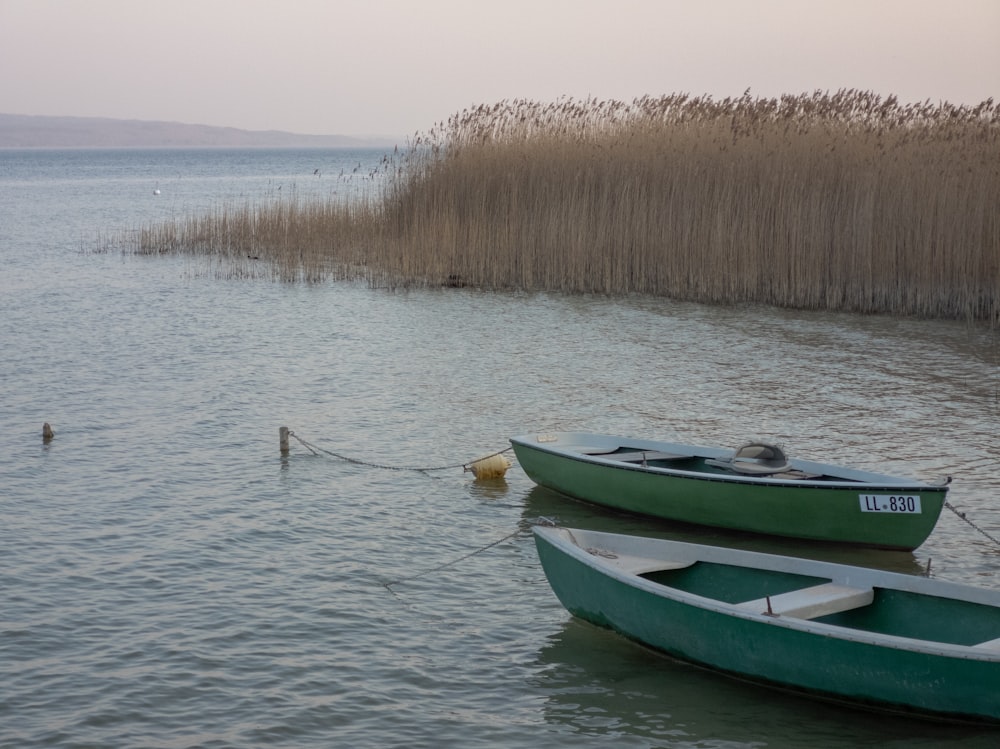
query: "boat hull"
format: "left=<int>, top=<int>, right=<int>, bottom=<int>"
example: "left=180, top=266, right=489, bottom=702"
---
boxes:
left=512, top=433, right=947, bottom=550
left=534, top=526, right=1000, bottom=724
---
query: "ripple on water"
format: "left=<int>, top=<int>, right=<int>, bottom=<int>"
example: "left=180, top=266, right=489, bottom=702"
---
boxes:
left=2, top=150, right=999, bottom=748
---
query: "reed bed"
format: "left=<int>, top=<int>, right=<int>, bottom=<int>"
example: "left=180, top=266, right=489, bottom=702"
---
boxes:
left=134, top=193, right=382, bottom=282
left=131, top=90, right=1000, bottom=321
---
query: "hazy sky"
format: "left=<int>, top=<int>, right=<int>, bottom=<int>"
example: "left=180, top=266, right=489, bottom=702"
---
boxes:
left=1, top=0, right=997, bottom=137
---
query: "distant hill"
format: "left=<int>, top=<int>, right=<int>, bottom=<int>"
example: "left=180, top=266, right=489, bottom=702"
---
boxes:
left=0, top=113, right=400, bottom=148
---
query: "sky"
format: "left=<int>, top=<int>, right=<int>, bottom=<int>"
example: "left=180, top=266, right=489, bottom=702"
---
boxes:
left=1, top=0, right=997, bottom=138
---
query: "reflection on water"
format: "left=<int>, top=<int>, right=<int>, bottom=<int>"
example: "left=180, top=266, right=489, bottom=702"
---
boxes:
left=534, top=619, right=999, bottom=748
left=467, top=475, right=515, bottom=502
left=520, top=485, right=929, bottom=576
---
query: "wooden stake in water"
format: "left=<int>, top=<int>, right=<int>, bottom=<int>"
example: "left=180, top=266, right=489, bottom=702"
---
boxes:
left=279, top=426, right=290, bottom=455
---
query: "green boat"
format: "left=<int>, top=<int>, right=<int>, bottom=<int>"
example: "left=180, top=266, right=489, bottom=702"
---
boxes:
left=534, top=525, right=1000, bottom=724
left=510, top=432, right=950, bottom=550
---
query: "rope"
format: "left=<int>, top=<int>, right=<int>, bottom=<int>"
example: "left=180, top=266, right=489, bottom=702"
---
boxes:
left=382, top=527, right=530, bottom=589
left=288, top=430, right=512, bottom=474
left=945, top=500, right=1000, bottom=548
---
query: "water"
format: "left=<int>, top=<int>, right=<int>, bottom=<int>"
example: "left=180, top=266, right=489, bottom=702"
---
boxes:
left=1, top=148, right=998, bottom=748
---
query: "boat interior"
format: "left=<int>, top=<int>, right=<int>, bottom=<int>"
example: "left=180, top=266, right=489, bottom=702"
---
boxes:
left=577, top=443, right=826, bottom=480
left=631, top=560, right=1000, bottom=648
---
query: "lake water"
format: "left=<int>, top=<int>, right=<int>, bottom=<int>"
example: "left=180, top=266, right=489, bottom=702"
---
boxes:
left=1, top=147, right=998, bottom=748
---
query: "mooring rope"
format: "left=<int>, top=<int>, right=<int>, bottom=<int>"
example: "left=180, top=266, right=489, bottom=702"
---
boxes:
left=945, top=500, right=1000, bottom=549
left=382, top=526, right=531, bottom=590
left=287, top=430, right=512, bottom=475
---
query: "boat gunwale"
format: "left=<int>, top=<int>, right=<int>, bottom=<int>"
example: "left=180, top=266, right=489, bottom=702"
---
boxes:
left=511, top=433, right=950, bottom=491
left=534, top=525, right=1000, bottom=662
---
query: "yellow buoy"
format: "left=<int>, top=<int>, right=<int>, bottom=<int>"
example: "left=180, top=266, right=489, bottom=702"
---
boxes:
left=467, top=453, right=511, bottom=480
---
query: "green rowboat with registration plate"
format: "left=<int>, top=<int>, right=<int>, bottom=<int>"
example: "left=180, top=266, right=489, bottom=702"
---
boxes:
left=534, top=525, right=1000, bottom=724
left=511, top=432, right=949, bottom=550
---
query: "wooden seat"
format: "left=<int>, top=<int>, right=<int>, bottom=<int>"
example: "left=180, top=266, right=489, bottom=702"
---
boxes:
left=736, top=583, right=874, bottom=619
left=602, top=450, right=690, bottom=463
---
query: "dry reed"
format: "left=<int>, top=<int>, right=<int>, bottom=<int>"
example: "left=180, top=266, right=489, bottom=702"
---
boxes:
left=128, top=90, right=1000, bottom=321
left=133, top=192, right=382, bottom=282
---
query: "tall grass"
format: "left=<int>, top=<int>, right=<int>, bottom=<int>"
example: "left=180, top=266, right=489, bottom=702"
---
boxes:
left=134, top=193, right=381, bottom=282
left=132, top=90, right=1000, bottom=321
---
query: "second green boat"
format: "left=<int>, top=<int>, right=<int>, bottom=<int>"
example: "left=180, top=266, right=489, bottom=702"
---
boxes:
left=510, top=432, right=951, bottom=550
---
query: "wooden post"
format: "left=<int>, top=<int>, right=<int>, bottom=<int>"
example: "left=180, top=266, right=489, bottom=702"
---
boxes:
left=42, top=422, right=54, bottom=442
left=279, top=426, right=289, bottom=455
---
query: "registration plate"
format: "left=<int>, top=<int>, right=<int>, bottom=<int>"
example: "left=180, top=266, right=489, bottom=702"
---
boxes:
left=859, top=495, right=922, bottom=513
